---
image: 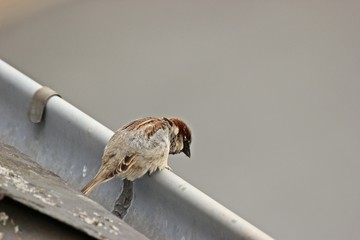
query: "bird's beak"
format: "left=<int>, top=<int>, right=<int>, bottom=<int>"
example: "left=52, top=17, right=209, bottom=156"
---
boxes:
left=182, top=141, right=191, bottom=158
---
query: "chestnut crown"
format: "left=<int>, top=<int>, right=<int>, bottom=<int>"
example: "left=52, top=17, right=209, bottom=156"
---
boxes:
left=169, top=118, right=192, bottom=157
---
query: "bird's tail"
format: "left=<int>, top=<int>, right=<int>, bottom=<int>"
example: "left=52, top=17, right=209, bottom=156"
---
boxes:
left=81, top=167, right=114, bottom=195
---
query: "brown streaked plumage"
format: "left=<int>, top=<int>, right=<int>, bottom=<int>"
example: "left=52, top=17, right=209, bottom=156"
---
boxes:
left=81, top=117, right=192, bottom=195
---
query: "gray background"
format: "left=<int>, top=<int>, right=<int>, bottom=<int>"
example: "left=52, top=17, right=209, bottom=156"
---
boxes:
left=1, top=1, right=360, bottom=239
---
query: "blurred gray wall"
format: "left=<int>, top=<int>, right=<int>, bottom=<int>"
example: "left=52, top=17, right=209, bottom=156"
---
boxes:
left=1, top=1, right=360, bottom=239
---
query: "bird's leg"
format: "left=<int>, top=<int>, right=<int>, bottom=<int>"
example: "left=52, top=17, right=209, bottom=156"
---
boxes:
left=165, top=165, right=173, bottom=171
left=147, top=165, right=173, bottom=177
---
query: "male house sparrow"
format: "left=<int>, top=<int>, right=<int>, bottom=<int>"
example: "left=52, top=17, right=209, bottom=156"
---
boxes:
left=81, top=117, right=192, bottom=195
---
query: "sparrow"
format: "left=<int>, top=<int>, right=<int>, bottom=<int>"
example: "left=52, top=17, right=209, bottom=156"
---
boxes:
left=81, top=117, right=192, bottom=195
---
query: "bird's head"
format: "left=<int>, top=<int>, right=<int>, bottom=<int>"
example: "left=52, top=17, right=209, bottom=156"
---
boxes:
left=169, top=118, right=192, bottom=158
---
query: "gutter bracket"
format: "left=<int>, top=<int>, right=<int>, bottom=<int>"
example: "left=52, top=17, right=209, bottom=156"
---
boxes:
left=28, top=86, right=61, bottom=123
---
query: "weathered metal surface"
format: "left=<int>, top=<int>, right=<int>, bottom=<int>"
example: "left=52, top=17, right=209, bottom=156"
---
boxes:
left=0, top=59, right=273, bottom=240
left=113, top=179, right=133, bottom=219
left=0, top=197, right=92, bottom=240
left=0, top=143, right=148, bottom=240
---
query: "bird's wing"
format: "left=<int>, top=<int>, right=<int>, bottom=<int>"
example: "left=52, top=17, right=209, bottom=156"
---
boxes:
left=117, top=154, right=137, bottom=173
left=102, top=117, right=171, bottom=165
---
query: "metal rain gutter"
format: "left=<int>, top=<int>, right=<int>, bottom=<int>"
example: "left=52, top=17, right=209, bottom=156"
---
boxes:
left=0, top=59, right=273, bottom=240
